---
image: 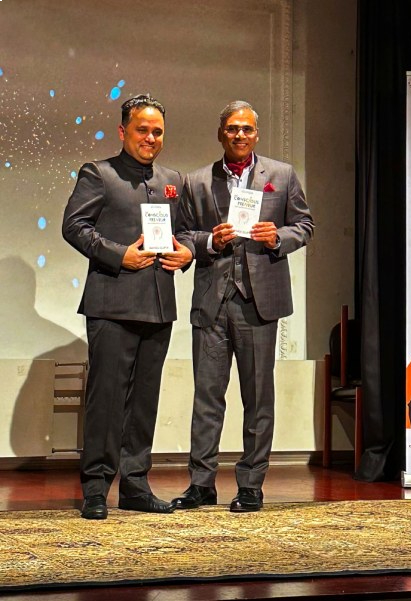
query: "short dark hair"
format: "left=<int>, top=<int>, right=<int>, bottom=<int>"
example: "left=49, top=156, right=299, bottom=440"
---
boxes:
left=219, top=100, right=259, bottom=129
left=121, top=94, right=165, bottom=126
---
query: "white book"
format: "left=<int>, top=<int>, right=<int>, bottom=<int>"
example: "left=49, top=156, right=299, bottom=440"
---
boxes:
left=141, top=203, right=173, bottom=253
left=227, top=188, right=263, bottom=238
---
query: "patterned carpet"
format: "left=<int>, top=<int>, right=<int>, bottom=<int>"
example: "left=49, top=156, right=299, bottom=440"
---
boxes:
left=0, top=500, right=410, bottom=591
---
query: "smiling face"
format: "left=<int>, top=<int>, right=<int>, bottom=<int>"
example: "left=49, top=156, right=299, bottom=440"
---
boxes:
left=118, top=106, right=164, bottom=164
left=218, top=108, right=259, bottom=163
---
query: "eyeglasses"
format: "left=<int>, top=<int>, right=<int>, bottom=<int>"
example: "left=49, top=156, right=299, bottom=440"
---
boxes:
left=223, top=125, right=258, bottom=137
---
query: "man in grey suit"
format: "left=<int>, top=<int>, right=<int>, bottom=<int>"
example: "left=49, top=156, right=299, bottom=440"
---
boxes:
left=172, top=100, right=314, bottom=512
left=63, top=94, right=192, bottom=519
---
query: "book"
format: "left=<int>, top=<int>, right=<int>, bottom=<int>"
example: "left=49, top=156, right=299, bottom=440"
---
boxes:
left=140, top=203, right=173, bottom=253
left=227, top=188, right=263, bottom=238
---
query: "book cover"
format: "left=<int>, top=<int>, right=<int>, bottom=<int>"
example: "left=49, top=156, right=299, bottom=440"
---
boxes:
left=141, top=203, right=173, bottom=253
left=227, top=188, right=263, bottom=238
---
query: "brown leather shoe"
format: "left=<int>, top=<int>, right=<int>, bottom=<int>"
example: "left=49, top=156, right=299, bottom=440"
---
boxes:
left=230, top=488, right=263, bottom=512
left=172, top=484, right=217, bottom=509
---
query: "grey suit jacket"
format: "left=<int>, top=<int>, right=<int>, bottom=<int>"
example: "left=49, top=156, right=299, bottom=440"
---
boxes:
left=175, top=155, right=314, bottom=327
left=62, top=150, right=183, bottom=323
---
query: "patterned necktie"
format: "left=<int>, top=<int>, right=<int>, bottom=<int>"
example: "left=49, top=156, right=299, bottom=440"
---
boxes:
left=224, top=153, right=252, bottom=177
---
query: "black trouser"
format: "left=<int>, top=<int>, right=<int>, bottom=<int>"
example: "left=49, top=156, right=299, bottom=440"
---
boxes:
left=81, top=317, right=172, bottom=499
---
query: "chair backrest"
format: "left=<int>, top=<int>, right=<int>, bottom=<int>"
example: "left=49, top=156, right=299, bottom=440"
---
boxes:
left=329, top=308, right=361, bottom=383
left=54, top=361, right=88, bottom=400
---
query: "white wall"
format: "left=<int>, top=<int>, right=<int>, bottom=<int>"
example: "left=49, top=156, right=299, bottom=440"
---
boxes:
left=294, top=0, right=358, bottom=359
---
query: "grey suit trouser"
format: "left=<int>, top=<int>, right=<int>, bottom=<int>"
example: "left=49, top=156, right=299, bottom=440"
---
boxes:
left=81, top=317, right=172, bottom=499
left=189, top=292, right=278, bottom=489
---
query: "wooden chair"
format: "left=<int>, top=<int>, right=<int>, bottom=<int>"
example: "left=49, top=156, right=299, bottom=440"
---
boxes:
left=323, top=305, right=362, bottom=469
left=53, top=361, right=88, bottom=453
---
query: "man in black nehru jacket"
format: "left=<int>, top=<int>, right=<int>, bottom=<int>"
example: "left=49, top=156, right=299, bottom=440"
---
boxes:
left=63, top=94, right=192, bottom=519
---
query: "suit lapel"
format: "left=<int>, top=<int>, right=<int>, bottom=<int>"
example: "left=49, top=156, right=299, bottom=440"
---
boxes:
left=211, top=160, right=230, bottom=222
left=248, top=156, right=266, bottom=192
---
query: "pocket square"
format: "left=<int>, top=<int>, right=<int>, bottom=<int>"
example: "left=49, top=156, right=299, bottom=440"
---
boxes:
left=263, top=182, right=276, bottom=192
left=164, top=184, right=178, bottom=198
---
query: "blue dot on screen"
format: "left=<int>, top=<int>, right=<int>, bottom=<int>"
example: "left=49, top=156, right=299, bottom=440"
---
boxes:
left=95, top=130, right=105, bottom=140
left=118, top=79, right=125, bottom=88
left=49, top=89, right=55, bottom=98
left=110, top=86, right=121, bottom=101
left=70, top=170, right=77, bottom=179
left=75, top=116, right=82, bottom=125
left=37, top=255, right=46, bottom=268
left=0, top=68, right=3, bottom=77
left=38, top=217, right=47, bottom=230
left=72, top=278, right=80, bottom=289
left=5, top=161, right=11, bottom=168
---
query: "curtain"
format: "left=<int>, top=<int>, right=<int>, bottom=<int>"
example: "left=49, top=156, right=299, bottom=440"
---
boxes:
left=355, top=0, right=411, bottom=481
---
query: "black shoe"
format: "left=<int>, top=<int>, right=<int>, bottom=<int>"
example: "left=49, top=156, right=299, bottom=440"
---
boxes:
left=171, top=484, right=217, bottom=509
left=230, top=487, right=263, bottom=513
left=81, top=495, right=108, bottom=520
left=119, top=493, right=175, bottom=514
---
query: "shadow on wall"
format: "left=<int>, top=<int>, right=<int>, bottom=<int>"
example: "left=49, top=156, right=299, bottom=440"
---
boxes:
left=0, top=257, right=87, bottom=456
left=0, top=256, right=87, bottom=361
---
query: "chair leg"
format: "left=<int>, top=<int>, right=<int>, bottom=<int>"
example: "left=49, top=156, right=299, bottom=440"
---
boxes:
left=354, top=386, right=363, bottom=471
left=323, top=354, right=332, bottom=468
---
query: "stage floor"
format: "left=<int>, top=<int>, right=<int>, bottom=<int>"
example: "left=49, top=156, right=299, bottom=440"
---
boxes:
left=0, top=463, right=409, bottom=600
